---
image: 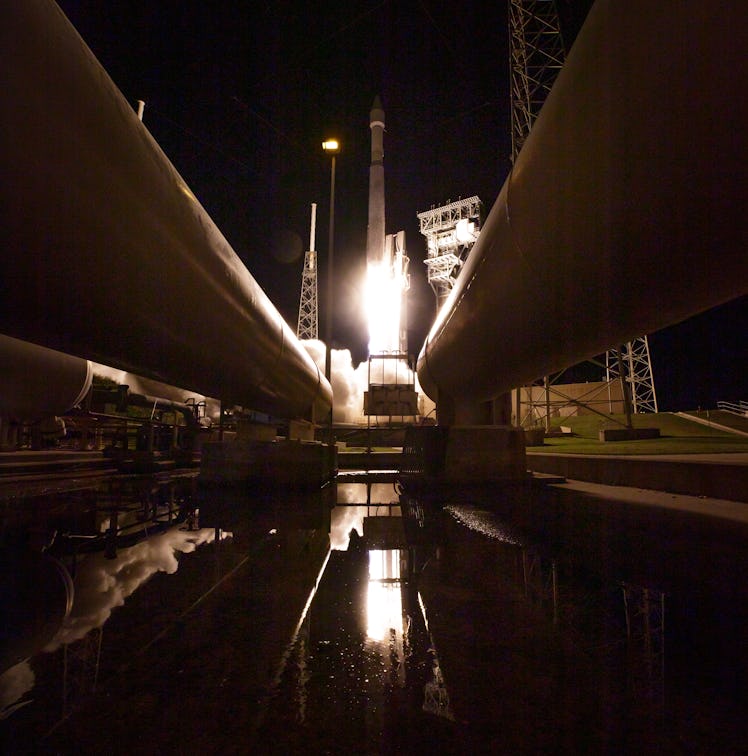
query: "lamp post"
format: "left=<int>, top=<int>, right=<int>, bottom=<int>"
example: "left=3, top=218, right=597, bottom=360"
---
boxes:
left=322, top=139, right=339, bottom=391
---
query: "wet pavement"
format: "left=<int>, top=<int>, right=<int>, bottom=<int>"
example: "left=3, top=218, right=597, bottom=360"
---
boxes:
left=255, top=547, right=460, bottom=755
left=1, top=472, right=747, bottom=753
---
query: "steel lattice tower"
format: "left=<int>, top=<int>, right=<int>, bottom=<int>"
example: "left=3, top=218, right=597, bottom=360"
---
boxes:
left=509, top=0, right=566, bottom=164
left=509, top=0, right=658, bottom=415
left=606, top=336, right=659, bottom=413
left=296, top=203, right=319, bottom=340
left=509, top=0, right=566, bottom=429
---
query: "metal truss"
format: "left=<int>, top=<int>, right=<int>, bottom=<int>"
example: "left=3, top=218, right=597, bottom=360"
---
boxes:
left=63, top=627, right=103, bottom=715
left=297, top=204, right=319, bottom=340
left=417, top=196, right=483, bottom=234
left=606, top=336, right=659, bottom=413
left=423, top=659, right=454, bottom=719
left=296, top=248, right=318, bottom=340
left=509, top=0, right=566, bottom=162
left=417, top=196, right=483, bottom=309
left=522, top=546, right=559, bottom=624
left=622, top=582, right=666, bottom=709
left=425, top=254, right=461, bottom=284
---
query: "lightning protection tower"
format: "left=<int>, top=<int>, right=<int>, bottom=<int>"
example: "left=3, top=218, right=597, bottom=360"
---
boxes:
left=417, top=196, right=483, bottom=311
left=296, top=203, right=318, bottom=340
left=509, top=0, right=566, bottom=163
left=509, top=0, right=657, bottom=418
left=606, top=337, right=659, bottom=413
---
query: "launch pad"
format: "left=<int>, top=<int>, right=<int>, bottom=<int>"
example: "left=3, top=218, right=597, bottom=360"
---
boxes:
left=363, top=352, right=418, bottom=420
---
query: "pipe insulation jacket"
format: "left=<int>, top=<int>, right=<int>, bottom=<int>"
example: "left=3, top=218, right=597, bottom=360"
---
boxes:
left=417, top=0, right=748, bottom=405
left=0, top=335, right=92, bottom=421
left=0, top=0, right=331, bottom=421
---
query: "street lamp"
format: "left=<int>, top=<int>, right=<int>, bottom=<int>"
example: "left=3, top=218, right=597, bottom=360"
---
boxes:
left=322, top=139, right=339, bottom=390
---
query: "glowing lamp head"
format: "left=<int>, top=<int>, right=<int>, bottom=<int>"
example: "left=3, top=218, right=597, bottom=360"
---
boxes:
left=322, top=139, right=340, bottom=153
left=455, top=218, right=476, bottom=244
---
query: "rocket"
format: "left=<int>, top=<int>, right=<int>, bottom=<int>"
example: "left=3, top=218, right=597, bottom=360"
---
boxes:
left=364, top=95, right=410, bottom=356
left=366, top=95, right=386, bottom=265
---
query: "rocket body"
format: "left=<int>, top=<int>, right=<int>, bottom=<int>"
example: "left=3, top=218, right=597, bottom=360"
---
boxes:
left=364, top=95, right=409, bottom=357
left=366, top=96, right=386, bottom=265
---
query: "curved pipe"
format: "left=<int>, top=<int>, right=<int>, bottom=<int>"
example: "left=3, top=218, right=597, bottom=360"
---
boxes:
left=0, top=1, right=331, bottom=421
left=0, top=549, right=74, bottom=675
left=0, top=335, right=92, bottom=421
left=418, top=0, right=748, bottom=407
left=127, top=392, right=201, bottom=430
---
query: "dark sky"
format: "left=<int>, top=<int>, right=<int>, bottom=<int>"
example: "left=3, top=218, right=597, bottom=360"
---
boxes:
left=56, top=0, right=745, bottom=410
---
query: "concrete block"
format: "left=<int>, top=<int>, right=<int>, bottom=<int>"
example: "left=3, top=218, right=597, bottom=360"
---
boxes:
left=442, top=425, right=527, bottom=484
left=236, top=420, right=277, bottom=442
left=523, top=428, right=546, bottom=446
left=200, top=438, right=337, bottom=488
left=598, top=427, right=661, bottom=442
left=288, top=419, right=315, bottom=441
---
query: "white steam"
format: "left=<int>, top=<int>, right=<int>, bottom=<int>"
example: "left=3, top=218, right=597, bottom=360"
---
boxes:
left=0, top=661, right=35, bottom=720
left=337, top=482, right=400, bottom=505
left=301, top=339, right=434, bottom=424
left=44, top=526, right=226, bottom=652
left=330, top=506, right=366, bottom=550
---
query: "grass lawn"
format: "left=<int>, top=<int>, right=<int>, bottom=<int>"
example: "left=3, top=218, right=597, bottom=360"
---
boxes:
left=528, top=412, right=748, bottom=455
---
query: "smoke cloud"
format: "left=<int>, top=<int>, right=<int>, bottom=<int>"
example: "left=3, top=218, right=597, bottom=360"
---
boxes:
left=43, top=526, right=227, bottom=652
left=329, top=505, right=366, bottom=550
left=92, top=340, right=436, bottom=427
left=331, top=482, right=402, bottom=550
left=0, top=661, right=34, bottom=720
left=337, top=482, right=400, bottom=505
left=301, top=340, right=434, bottom=424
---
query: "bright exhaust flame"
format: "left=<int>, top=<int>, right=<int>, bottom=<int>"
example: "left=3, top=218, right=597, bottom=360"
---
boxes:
left=367, top=549, right=403, bottom=640
left=365, top=261, right=402, bottom=355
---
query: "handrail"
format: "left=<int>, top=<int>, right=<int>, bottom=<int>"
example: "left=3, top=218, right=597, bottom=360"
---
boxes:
left=717, top=401, right=748, bottom=415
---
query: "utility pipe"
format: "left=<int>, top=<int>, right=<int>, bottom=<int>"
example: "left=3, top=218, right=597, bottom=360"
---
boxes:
left=417, top=0, right=748, bottom=417
left=0, top=1, right=331, bottom=422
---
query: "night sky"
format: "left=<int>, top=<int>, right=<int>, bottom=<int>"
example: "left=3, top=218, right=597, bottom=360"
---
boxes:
left=55, top=0, right=745, bottom=411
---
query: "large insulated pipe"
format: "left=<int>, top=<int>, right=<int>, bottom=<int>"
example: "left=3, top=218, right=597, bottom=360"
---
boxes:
left=0, top=335, right=92, bottom=421
left=0, top=1, right=331, bottom=422
left=418, top=0, right=748, bottom=410
left=1, top=547, right=74, bottom=675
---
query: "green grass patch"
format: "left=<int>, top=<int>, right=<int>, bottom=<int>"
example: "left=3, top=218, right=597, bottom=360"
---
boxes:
left=684, top=410, right=748, bottom=434
left=549, top=412, right=729, bottom=439
left=529, top=412, right=748, bottom=455
left=534, top=435, right=748, bottom=455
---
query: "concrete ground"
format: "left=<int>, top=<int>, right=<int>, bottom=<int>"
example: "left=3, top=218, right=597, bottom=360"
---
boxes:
left=526, top=450, right=748, bottom=502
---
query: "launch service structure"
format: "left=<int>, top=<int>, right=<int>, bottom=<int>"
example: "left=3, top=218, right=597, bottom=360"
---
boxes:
left=417, top=197, right=483, bottom=311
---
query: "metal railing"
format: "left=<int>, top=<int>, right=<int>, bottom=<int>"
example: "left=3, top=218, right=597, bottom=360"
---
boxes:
left=717, top=400, right=748, bottom=416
